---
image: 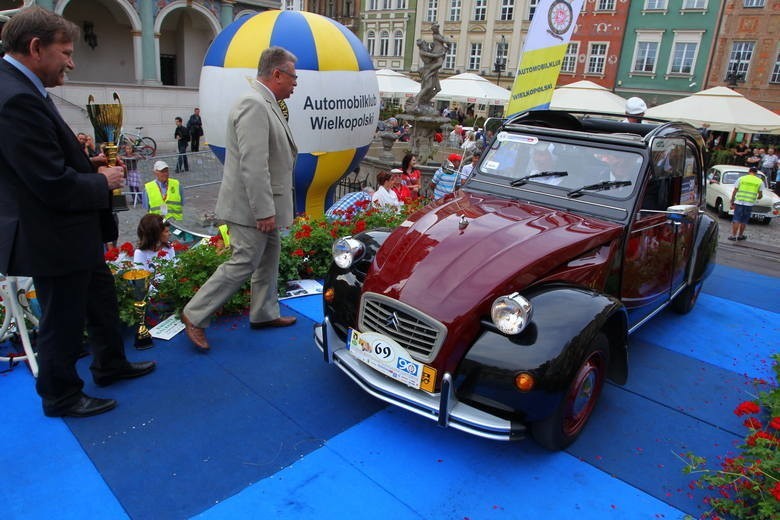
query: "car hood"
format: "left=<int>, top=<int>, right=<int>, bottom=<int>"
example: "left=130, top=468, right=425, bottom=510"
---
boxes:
left=363, top=191, right=623, bottom=324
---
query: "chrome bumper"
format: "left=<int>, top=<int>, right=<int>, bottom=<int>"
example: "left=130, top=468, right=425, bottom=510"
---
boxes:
left=314, top=318, right=525, bottom=441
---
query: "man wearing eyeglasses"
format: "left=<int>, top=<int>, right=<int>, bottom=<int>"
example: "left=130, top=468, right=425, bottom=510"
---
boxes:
left=181, top=46, right=299, bottom=352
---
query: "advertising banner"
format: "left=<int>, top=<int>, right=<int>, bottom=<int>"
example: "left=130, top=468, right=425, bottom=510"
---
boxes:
left=506, top=0, right=584, bottom=117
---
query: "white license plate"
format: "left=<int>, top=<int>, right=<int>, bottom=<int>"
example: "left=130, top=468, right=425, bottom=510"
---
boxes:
left=752, top=214, right=766, bottom=222
left=347, top=329, right=436, bottom=392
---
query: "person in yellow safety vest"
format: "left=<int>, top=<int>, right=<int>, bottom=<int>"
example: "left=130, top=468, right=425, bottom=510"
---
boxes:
left=143, top=160, right=183, bottom=220
left=729, top=166, right=764, bottom=241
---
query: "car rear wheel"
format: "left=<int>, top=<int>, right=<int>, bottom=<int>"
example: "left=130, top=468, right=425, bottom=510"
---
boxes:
left=531, top=333, right=609, bottom=451
left=715, top=199, right=729, bottom=218
left=671, top=280, right=702, bottom=314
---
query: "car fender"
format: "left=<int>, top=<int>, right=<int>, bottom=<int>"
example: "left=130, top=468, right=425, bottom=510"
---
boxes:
left=687, top=213, right=717, bottom=286
left=455, top=285, right=628, bottom=423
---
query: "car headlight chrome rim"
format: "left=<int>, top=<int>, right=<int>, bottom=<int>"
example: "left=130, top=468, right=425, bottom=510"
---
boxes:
left=491, top=292, right=533, bottom=335
left=332, top=237, right=364, bottom=269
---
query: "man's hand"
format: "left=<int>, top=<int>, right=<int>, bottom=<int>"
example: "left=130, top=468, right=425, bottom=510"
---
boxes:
left=99, top=166, right=125, bottom=190
left=256, top=216, right=276, bottom=233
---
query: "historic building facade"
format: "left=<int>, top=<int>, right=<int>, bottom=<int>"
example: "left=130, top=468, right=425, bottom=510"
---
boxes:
left=615, top=0, right=725, bottom=106
left=705, top=0, right=780, bottom=112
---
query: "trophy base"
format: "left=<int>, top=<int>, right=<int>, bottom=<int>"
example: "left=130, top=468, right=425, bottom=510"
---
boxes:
left=113, top=192, right=130, bottom=212
left=134, top=335, right=153, bottom=350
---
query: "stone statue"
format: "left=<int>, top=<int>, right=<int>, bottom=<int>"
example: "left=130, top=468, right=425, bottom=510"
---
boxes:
left=405, top=23, right=449, bottom=114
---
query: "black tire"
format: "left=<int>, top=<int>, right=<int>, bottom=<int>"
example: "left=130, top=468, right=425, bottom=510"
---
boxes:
left=137, top=145, right=155, bottom=158
left=531, top=333, right=609, bottom=451
left=671, top=280, right=702, bottom=314
left=758, top=218, right=771, bottom=226
left=715, top=198, right=729, bottom=218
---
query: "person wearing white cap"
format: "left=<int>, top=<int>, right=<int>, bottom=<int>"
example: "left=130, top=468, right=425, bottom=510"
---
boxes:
left=143, top=159, right=183, bottom=221
left=623, top=97, right=647, bottom=123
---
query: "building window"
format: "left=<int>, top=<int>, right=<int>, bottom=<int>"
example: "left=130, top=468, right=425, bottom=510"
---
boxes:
left=668, top=32, right=702, bottom=75
left=587, top=43, right=607, bottom=75
left=366, top=31, right=376, bottom=55
left=426, top=0, right=438, bottom=23
left=396, top=0, right=407, bottom=8
left=328, top=1, right=335, bottom=17
left=473, top=0, right=486, bottom=21
left=727, top=41, right=755, bottom=80
left=393, top=30, right=404, bottom=57
left=444, top=42, right=457, bottom=69
left=561, top=42, right=579, bottom=73
left=345, top=0, right=352, bottom=16
left=500, top=0, right=514, bottom=21
left=597, top=0, right=615, bottom=10
left=382, top=0, right=392, bottom=9
left=743, top=0, right=765, bottom=7
left=770, top=50, right=780, bottom=83
left=528, top=0, right=538, bottom=20
left=682, top=0, right=707, bottom=8
left=449, top=0, right=461, bottom=21
left=380, top=30, right=390, bottom=56
left=369, top=0, right=378, bottom=9
left=644, top=0, right=667, bottom=9
left=632, top=42, right=658, bottom=73
left=469, top=43, right=482, bottom=70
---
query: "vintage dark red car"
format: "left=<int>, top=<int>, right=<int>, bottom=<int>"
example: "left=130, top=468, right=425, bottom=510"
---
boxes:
left=314, top=110, right=718, bottom=450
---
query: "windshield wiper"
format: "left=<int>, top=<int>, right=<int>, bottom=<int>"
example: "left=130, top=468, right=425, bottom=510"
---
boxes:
left=510, top=171, right=568, bottom=187
left=567, top=180, right=632, bottom=198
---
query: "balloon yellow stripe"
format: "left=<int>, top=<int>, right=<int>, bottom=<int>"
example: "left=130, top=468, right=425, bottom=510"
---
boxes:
left=306, top=149, right=357, bottom=216
left=300, top=12, right=358, bottom=71
left=224, top=11, right=278, bottom=68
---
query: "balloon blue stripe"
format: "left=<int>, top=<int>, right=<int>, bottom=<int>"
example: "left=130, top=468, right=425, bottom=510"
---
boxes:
left=293, top=154, right=319, bottom=214
left=203, top=13, right=253, bottom=67
left=270, top=11, right=318, bottom=71
left=324, top=144, right=370, bottom=208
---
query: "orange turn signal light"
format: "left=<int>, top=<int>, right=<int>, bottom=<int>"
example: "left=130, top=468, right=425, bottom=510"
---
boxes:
left=514, top=372, right=534, bottom=392
left=324, top=287, right=335, bottom=303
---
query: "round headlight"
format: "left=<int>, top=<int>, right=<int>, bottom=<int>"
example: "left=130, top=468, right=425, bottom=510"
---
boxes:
left=332, top=237, right=364, bottom=269
left=491, top=292, right=533, bottom=335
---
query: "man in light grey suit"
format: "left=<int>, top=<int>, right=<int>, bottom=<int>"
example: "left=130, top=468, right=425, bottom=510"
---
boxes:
left=181, top=47, right=299, bottom=351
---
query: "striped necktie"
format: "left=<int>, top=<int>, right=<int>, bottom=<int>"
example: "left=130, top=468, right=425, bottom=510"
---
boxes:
left=278, top=99, right=289, bottom=121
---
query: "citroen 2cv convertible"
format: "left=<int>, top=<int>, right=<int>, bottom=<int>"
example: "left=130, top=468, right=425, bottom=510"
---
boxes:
left=314, top=111, right=717, bottom=450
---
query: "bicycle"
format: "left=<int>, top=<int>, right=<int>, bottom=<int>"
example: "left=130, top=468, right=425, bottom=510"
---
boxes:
left=0, top=274, right=39, bottom=376
left=117, top=126, right=157, bottom=158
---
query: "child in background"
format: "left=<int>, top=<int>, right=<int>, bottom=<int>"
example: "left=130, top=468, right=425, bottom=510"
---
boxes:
left=120, top=144, right=142, bottom=205
left=134, top=214, right=176, bottom=272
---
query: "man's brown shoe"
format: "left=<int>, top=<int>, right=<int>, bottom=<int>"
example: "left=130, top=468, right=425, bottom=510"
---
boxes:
left=181, top=313, right=210, bottom=352
left=250, top=316, right=297, bottom=329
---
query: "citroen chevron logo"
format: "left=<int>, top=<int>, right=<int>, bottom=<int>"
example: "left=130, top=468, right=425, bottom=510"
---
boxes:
left=384, top=311, right=401, bottom=332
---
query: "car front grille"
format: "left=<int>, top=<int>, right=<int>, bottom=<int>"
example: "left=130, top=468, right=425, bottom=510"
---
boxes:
left=359, top=292, right=447, bottom=364
left=752, top=205, right=770, bottom=214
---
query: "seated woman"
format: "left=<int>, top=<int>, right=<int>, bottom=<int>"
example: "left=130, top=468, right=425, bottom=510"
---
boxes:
left=134, top=214, right=176, bottom=272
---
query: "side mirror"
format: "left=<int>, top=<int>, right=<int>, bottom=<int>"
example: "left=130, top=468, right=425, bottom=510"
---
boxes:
left=666, top=204, right=698, bottom=223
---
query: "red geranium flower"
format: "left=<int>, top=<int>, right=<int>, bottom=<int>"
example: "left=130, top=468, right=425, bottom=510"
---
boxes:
left=157, top=250, right=168, bottom=258
left=292, top=248, right=305, bottom=257
left=119, top=242, right=135, bottom=255
left=172, top=241, right=187, bottom=252
left=742, top=417, right=762, bottom=430
left=769, top=417, right=780, bottom=430
left=352, top=220, right=366, bottom=234
left=208, top=235, right=221, bottom=246
left=771, top=482, right=780, bottom=501
left=734, top=401, right=760, bottom=416
left=746, top=431, right=775, bottom=446
left=104, top=248, right=119, bottom=261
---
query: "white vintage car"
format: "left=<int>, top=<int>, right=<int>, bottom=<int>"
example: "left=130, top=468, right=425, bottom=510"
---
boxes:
left=705, top=165, right=780, bottom=224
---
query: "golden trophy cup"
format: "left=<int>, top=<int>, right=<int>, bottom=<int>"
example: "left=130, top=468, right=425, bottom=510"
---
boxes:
left=86, top=92, right=129, bottom=212
left=122, top=269, right=154, bottom=349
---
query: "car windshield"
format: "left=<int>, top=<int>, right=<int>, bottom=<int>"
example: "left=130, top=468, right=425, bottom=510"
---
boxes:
left=723, top=171, right=769, bottom=187
left=478, top=132, right=643, bottom=199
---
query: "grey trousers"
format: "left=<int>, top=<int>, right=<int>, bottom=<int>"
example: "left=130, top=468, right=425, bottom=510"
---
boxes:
left=183, top=223, right=280, bottom=328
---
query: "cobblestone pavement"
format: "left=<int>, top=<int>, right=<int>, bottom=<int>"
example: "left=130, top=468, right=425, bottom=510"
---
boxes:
left=117, top=150, right=779, bottom=277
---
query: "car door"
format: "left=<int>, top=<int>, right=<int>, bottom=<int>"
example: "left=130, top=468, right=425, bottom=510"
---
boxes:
left=622, top=138, right=699, bottom=329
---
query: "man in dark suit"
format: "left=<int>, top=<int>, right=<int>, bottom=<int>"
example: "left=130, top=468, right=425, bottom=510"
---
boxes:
left=0, top=7, right=155, bottom=417
left=186, top=107, right=203, bottom=152
left=181, top=47, right=299, bottom=351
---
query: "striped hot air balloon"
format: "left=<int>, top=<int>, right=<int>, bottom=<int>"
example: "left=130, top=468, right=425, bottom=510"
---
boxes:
left=200, top=10, right=379, bottom=217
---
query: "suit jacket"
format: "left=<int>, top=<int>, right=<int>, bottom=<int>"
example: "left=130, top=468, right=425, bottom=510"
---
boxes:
left=216, top=81, right=297, bottom=229
left=0, top=59, right=114, bottom=276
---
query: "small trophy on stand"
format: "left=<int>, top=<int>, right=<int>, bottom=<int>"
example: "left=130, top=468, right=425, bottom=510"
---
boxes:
left=122, top=269, right=154, bottom=349
left=87, top=92, right=129, bottom=212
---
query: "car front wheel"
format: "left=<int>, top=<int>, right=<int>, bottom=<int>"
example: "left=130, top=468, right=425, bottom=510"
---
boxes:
left=531, top=333, right=609, bottom=451
left=715, top=199, right=729, bottom=218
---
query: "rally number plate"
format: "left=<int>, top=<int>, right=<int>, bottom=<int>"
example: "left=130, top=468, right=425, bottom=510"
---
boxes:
left=347, top=329, right=436, bottom=392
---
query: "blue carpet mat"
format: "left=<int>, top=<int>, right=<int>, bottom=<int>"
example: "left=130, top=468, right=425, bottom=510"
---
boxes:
left=703, top=264, right=780, bottom=314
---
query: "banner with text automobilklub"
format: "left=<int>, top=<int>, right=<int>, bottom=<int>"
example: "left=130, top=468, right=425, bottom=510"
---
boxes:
left=506, top=0, right=584, bottom=117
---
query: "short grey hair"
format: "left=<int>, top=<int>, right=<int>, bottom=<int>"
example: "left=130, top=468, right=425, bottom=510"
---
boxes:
left=257, top=46, right=297, bottom=78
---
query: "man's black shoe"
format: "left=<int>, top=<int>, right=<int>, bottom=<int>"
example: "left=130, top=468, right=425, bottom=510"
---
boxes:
left=94, top=361, right=157, bottom=387
left=45, top=394, right=117, bottom=418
